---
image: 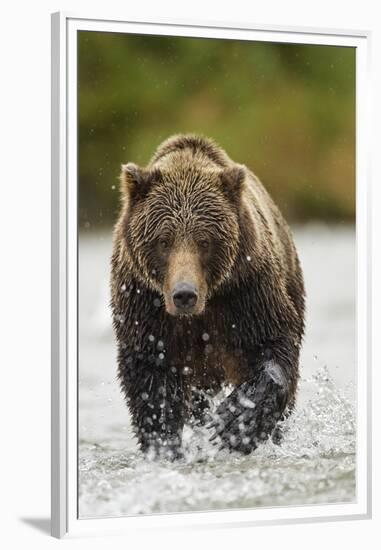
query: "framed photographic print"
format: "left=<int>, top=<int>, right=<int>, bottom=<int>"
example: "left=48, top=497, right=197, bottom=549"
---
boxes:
left=51, top=12, right=371, bottom=538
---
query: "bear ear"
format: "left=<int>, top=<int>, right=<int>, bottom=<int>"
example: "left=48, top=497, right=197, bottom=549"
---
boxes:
left=220, top=165, right=246, bottom=203
left=120, top=163, right=160, bottom=204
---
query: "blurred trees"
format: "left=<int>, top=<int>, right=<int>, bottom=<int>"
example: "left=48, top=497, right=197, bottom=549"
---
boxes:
left=78, top=31, right=355, bottom=228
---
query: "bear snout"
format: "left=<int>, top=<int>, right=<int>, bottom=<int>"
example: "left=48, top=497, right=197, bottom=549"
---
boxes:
left=163, top=246, right=207, bottom=316
left=172, top=282, right=198, bottom=311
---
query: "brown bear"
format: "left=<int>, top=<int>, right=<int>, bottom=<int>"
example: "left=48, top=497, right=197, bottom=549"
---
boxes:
left=110, top=134, right=305, bottom=459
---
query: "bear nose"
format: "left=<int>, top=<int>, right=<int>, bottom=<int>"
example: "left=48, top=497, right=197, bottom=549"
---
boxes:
left=172, top=283, right=198, bottom=310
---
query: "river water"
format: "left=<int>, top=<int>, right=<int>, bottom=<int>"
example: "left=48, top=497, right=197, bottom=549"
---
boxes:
left=78, top=224, right=356, bottom=518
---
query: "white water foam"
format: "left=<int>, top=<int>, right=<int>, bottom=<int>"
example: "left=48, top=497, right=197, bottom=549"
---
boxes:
left=79, top=367, right=355, bottom=517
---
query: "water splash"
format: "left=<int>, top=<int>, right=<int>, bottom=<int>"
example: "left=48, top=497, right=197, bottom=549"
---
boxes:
left=78, top=367, right=356, bottom=518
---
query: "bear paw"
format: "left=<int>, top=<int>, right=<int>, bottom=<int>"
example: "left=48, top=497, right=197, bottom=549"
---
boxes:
left=207, top=371, right=287, bottom=454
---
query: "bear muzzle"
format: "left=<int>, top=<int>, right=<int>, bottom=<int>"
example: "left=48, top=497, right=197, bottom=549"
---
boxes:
left=172, top=282, right=198, bottom=311
left=163, top=246, right=207, bottom=316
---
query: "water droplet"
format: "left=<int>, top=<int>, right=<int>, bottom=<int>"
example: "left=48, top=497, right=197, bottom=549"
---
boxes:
left=204, top=344, right=213, bottom=354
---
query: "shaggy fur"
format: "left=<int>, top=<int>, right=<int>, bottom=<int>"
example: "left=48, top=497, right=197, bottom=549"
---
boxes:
left=111, top=134, right=305, bottom=459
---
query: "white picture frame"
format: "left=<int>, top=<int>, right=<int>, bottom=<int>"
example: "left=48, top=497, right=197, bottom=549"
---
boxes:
left=51, top=11, right=372, bottom=539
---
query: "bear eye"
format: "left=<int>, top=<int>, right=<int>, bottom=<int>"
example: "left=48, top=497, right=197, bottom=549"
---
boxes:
left=159, top=238, right=169, bottom=250
left=200, top=239, right=210, bottom=250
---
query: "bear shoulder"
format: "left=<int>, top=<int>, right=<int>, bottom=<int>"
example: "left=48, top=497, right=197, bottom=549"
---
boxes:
left=149, top=133, right=232, bottom=169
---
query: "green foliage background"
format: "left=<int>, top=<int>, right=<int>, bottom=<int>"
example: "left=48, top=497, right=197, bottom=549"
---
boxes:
left=78, top=31, right=355, bottom=228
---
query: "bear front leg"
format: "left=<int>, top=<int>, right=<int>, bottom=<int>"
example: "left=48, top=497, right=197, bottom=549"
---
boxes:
left=119, top=348, right=186, bottom=460
left=209, top=343, right=298, bottom=454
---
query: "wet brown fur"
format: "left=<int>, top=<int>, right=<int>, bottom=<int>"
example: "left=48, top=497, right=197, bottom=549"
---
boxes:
left=111, top=134, right=305, bottom=457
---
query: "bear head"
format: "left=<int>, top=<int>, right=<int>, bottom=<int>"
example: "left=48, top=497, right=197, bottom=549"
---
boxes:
left=119, top=161, right=246, bottom=316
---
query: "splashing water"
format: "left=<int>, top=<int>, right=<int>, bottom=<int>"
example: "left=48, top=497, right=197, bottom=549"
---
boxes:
left=78, top=367, right=355, bottom=518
